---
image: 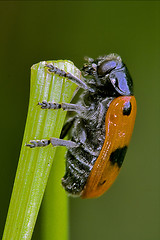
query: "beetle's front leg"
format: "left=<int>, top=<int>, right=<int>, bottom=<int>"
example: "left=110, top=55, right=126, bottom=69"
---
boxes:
left=46, top=63, right=95, bottom=92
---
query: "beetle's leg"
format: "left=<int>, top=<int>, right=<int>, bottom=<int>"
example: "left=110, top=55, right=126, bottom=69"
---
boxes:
left=46, top=63, right=94, bottom=92
left=26, top=139, right=50, bottom=148
left=38, top=100, right=86, bottom=112
left=50, top=138, right=78, bottom=148
left=26, top=138, right=78, bottom=148
left=60, top=117, right=76, bottom=139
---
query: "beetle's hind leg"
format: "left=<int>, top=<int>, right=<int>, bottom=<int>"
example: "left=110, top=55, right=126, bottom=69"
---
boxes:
left=26, top=138, right=78, bottom=149
left=26, top=117, right=77, bottom=148
left=46, top=63, right=94, bottom=92
left=26, top=139, right=50, bottom=148
left=60, top=117, right=76, bottom=139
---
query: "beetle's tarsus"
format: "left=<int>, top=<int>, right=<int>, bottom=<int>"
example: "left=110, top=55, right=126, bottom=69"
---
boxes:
left=26, top=139, right=50, bottom=148
left=38, top=100, right=61, bottom=109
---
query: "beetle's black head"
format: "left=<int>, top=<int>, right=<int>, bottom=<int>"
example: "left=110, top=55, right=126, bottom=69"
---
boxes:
left=82, top=53, right=133, bottom=96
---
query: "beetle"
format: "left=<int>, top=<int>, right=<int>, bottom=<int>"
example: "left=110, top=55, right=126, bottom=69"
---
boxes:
left=26, top=53, right=137, bottom=199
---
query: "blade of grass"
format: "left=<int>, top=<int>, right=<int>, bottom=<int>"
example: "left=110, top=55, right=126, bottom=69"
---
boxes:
left=2, top=60, right=80, bottom=240
left=42, top=146, right=68, bottom=240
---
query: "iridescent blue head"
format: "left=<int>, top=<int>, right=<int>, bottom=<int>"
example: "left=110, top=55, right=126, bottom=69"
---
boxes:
left=82, top=53, right=133, bottom=96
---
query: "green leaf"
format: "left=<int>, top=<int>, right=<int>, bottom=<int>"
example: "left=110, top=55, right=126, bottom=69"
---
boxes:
left=2, top=60, right=80, bottom=240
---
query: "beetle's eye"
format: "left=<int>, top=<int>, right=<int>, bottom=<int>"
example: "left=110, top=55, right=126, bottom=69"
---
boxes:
left=97, top=60, right=117, bottom=76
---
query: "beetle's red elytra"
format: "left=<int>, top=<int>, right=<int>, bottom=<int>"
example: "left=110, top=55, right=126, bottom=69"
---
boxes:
left=81, top=96, right=136, bottom=198
left=26, top=53, right=137, bottom=199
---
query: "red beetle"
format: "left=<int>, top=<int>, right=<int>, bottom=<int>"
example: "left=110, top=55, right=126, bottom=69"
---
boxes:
left=27, top=53, right=137, bottom=198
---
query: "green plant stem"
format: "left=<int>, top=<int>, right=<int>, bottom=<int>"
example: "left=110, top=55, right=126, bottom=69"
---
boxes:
left=42, top=146, right=68, bottom=240
left=2, top=60, right=80, bottom=240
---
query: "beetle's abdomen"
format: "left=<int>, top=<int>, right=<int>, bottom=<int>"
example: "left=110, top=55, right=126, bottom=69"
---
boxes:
left=62, top=117, right=106, bottom=196
left=61, top=147, right=96, bottom=196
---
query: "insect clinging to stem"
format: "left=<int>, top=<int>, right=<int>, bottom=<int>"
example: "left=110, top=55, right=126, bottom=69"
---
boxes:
left=26, top=53, right=137, bottom=199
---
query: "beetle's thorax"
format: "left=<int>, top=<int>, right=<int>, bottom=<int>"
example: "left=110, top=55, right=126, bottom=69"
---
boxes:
left=82, top=53, right=133, bottom=96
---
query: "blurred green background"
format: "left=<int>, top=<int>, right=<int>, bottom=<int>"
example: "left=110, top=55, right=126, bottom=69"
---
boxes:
left=0, top=1, right=159, bottom=240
